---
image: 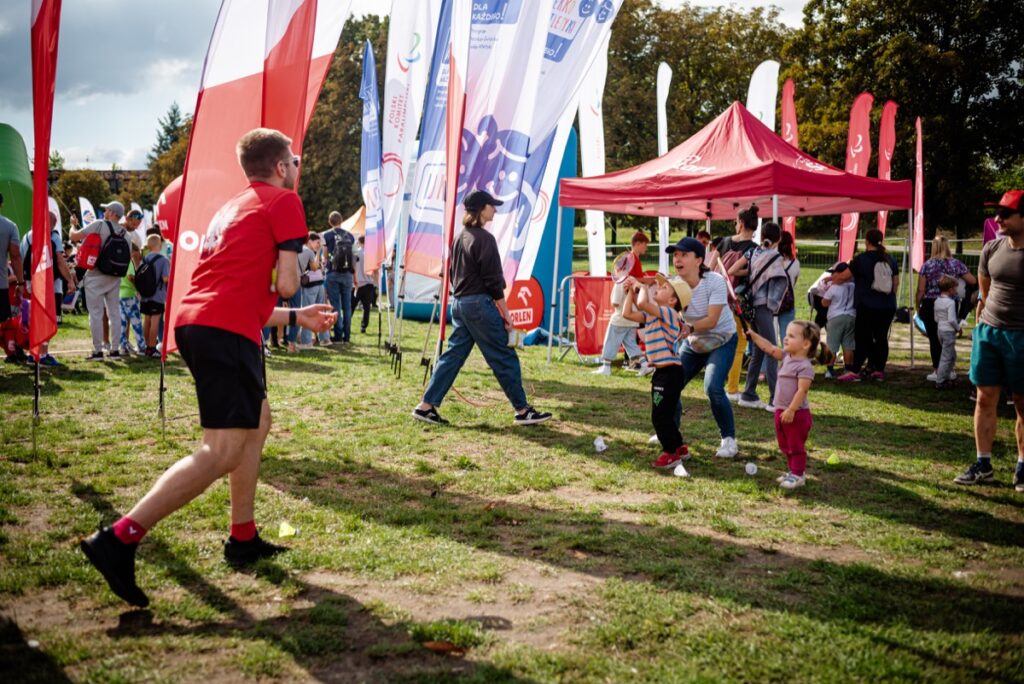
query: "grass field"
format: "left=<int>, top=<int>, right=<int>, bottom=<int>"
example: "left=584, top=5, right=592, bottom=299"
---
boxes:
left=2, top=293, right=1023, bottom=682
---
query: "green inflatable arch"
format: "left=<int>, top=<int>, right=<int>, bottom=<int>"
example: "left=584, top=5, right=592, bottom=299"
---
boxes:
left=0, top=123, right=33, bottom=237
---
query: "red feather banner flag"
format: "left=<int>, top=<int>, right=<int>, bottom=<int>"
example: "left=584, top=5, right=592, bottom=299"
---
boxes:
left=876, top=100, right=898, bottom=235
left=779, top=78, right=798, bottom=243
left=838, top=92, right=873, bottom=262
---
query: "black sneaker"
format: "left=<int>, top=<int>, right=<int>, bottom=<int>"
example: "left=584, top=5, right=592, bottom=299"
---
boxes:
left=86, top=351, right=104, bottom=361
left=954, top=462, right=994, bottom=485
left=514, top=406, right=552, bottom=426
left=79, top=527, right=149, bottom=607
left=107, top=351, right=123, bottom=360
left=412, top=406, right=449, bottom=425
left=224, top=533, right=287, bottom=568
left=1014, top=468, right=1024, bottom=493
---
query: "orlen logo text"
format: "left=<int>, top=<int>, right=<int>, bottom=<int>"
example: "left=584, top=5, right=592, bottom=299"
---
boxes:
left=674, top=154, right=715, bottom=174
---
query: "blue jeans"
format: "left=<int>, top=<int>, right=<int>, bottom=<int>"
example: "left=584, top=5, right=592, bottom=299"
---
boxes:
left=743, top=305, right=778, bottom=404
left=423, top=294, right=528, bottom=410
left=285, top=290, right=302, bottom=343
left=325, top=271, right=353, bottom=341
left=762, top=308, right=795, bottom=374
left=299, top=284, right=331, bottom=344
left=673, top=333, right=738, bottom=439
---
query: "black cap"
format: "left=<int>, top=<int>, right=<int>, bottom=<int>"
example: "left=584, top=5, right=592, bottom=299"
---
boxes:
left=665, top=236, right=706, bottom=260
left=463, top=189, right=504, bottom=212
left=827, top=262, right=850, bottom=274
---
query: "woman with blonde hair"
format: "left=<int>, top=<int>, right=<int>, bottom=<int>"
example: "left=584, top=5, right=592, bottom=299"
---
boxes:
left=916, top=234, right=976, bottom=380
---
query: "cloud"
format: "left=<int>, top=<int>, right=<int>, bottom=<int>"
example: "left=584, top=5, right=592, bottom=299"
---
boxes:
left=0, top=0, right=218, bottom=112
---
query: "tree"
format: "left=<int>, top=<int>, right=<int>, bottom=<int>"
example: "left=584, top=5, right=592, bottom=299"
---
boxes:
left=48, top=149, right=65, bottom=170
left=783, top=0, right=1024, bottom=239
left=299, top=14, right=388, bottom=228
left=51, top=169, right=111, bottom=233
left=148, top=102, right=185, bottom=165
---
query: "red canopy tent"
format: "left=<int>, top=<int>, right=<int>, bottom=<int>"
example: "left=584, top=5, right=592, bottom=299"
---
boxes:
left=559, top=101, right=912, bottom=220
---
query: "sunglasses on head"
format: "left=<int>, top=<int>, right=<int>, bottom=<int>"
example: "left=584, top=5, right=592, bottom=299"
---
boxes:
left=996, top=206, right=1020, bottom=220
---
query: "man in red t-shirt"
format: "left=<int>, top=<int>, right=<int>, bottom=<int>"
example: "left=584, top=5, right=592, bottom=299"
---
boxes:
left=80, top=129, right=336, bottom=608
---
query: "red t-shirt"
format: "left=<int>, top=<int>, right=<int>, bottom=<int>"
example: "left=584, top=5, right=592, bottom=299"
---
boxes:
left=629, top=254, right=645, bottom=279
left=175, top=182, right=307, bottom=346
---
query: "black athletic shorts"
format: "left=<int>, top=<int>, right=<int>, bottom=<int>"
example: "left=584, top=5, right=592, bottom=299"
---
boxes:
left=175, top=325, right=266, bottom=429
left=0, top=290, right=10, bottom=323
left=140, top=301, right=165, bottom=316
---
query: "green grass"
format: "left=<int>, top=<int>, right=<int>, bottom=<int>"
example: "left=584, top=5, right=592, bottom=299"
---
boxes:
left=1, top=306, right=1022, bottom=682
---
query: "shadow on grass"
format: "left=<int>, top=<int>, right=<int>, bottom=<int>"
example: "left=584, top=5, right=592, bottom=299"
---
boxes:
left=261, top=458, right=1024, bottom=640
left=0, top=616, right=73, bottom=683
left=67, top=481, right=532, bottom=683
left=0, top=368, right=107, bottom=397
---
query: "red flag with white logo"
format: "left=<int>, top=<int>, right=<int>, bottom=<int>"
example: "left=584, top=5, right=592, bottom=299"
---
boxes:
left=912, top=117, right=925, bottom=271
left=573, top=277, right=615, bottom=356
left=876, top=101, right=898, bottom=235
left=163, top=0, right=351, bottom=356
left=838, top=92, right=873, bottom=261
left=29, top=0, right=61, bottom=357
left=779, top=78, right=798, bottom=243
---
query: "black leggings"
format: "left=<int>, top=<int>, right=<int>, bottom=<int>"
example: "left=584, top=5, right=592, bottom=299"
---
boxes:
left=355, top=284, right=375, bottom=332
left=651, top=365, right=685, bottom=453
left=853, top=307, right=896, bottom=373
left=918, top=298, right=942, bottom=370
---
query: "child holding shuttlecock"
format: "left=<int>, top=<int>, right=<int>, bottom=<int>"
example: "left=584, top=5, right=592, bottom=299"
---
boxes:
left=747, top=320, right=834, bottom=490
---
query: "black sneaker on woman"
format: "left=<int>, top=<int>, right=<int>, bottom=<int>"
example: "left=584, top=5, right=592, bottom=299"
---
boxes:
left=224, top=533, right=287, bottom=568
left=514, top=406, right=552, bottom=426
left=411, top=406, right=449, bottom=425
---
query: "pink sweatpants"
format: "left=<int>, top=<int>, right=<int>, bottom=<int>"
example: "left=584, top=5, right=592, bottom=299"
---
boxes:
left=774, top=408, right=813, bottom=476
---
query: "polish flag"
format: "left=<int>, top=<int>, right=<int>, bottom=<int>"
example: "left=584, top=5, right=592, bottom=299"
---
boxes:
left=838, top=92, right=873, bottom=262
left=163, top=0, right=351, bottom=356
left=876, top=101, right=898, bottom=235
left=779, top=78, right=798, bottom=243
left=29, top=0, right=62, bottom=357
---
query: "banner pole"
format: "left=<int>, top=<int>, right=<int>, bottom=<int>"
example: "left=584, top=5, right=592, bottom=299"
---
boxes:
left=907, top=210, right=915, bottom=369
left=159, top=358, right=167, bottom=437
left=32, top=357, right=40, bottom=458
left=548, top=205, right=563, bottom=363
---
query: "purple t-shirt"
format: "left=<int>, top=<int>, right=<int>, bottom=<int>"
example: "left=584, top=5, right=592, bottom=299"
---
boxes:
left=919, top=258, right=968, bottom=300
left=773, top=352, right=815, bottom=410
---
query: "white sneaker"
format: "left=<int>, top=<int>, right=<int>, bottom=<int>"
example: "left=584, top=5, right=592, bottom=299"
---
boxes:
left=738, top=398, right=768, bottom=410
left=716, top=437, right=738, bottom=458
left=638, top=363, right=655, bottom=377
left=591, top=364, right=611, bottom=376
left=776, top=472, right=789, bottom=483
left=926, top=372, right=938, bottom=382
left=779, top=473, right=806, bottom=490
left=824, top=369, right=835, bottom=379
left=648, top=434, right=660, bottom=445
left=726, top=392, right=742, bottom=403
left=765, top=404, right=776, bottom=413
left=673, top=463, right=690, bottom=478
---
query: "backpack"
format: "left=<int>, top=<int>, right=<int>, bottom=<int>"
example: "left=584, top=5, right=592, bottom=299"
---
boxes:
left=870, top=255, right=894, bottom=294
left=133, top=254, right=160, bottom=298
left=23, top=234, right=60, bottom=282
left=778, top=261, right=796, bottom=313
left=720, top=249, right=746, bottom=288
left=329, top=229, right=354, bottom=273
left=734, top=251, right=780, bottom=322
left=95, top=221, right=131, bottom=277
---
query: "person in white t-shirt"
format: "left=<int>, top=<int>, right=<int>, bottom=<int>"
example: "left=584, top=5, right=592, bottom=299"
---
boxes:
left=592, top=279, right=645, bottom=376
left=821, top=262, right=855, bottom=378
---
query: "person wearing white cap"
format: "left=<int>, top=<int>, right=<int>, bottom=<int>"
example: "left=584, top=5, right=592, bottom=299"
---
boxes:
left=70, top=201, right=129, bottom=360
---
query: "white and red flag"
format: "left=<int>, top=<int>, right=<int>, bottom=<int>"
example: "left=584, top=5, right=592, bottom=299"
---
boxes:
left=29, top=0, right=62, bottom=356
left=163, top=0, right=351, bottom=355
left=838, top=92, right=873, bottom=261
left=779, top=78, right=799, bottom=243
left=912, top=117, right=925, bottom=271
left=876, top=100, right=898, bottom=235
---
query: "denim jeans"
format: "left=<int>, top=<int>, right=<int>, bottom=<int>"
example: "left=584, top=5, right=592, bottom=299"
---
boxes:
left=299, top=284, right=331, bottom=344
left=673, top=333, right=738, bottom=439
left=423, top=294, right=528, bottom=410
left=600, top=323, right=642, bottom=364
left=743, top=305, right=778, bottom=404
left=762, top=308, right=795, bottom=375
left=325, top=271, right=354, bottom=341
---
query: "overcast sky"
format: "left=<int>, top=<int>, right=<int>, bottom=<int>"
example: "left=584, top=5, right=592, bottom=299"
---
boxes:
left=0, top=0, right=805, bottom=171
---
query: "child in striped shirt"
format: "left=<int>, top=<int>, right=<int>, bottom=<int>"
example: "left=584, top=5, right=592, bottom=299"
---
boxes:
left=623, top=274, right=693, bottom=472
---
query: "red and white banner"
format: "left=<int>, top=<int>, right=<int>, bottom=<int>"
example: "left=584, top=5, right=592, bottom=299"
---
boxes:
left=573, top=276, right=614, bottom=356
left=876, top=100, right=898, bottom=235
left=29, top=0, right=62, bottom=356
left=838, top=92, right=873, bottom=261
left=912, top=117, right=925, bottom=271
left=381, top=0, right=443, bottom=260
left=779, top=78, right=798, bottom=242
left=164, top=0, right=351, bottom=355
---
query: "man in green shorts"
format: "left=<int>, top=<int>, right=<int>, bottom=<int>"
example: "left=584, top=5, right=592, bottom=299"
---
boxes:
left=956, top=190, right=1024, bottom=491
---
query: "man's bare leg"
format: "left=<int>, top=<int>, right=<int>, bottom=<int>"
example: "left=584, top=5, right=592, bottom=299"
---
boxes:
left=229, top=400, right=271, bottom=526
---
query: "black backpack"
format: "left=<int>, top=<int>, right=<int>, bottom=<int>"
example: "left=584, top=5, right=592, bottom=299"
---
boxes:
left=330, top=229, right=354, bottom=273
left=95, top=221, right=131, bottom=277
left=133, top=254, right=160, bottom=298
